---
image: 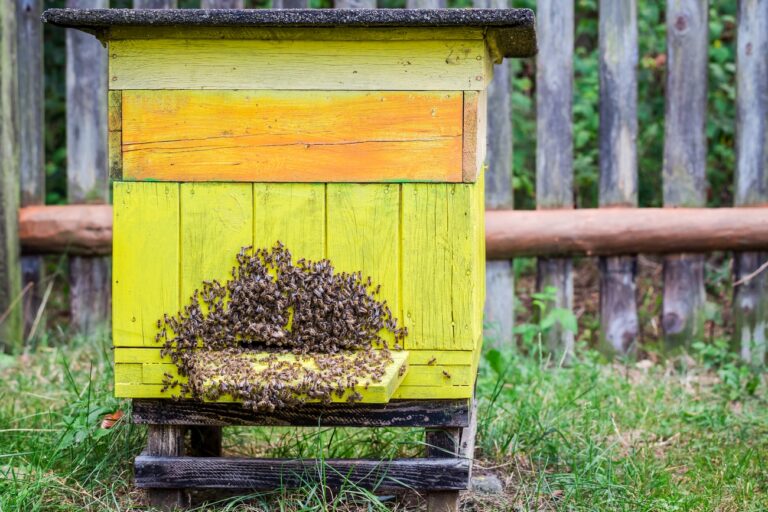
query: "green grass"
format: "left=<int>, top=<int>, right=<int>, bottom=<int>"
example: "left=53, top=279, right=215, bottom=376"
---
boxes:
left=1, top=332, right=767, bottom=511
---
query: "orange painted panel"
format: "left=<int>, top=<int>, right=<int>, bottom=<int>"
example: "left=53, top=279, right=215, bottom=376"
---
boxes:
left=121, top=90, right=463, bottom=182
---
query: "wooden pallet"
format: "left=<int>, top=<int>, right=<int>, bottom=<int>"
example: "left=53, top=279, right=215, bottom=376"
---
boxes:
left=133, top=398, right=477, bottom=511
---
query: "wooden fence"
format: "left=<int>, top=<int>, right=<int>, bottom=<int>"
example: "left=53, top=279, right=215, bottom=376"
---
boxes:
left=0, top=1, right=766, bottom=363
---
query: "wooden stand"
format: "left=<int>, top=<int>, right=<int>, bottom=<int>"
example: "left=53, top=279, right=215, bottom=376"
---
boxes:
left=134, top=399, right=476, bottom=511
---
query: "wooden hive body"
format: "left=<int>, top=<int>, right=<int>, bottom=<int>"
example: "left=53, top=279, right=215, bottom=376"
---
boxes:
left=43, top=9, right=536, bottom=403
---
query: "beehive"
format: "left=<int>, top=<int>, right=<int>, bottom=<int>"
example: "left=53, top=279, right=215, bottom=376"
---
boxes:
left=45, top=8, right=536, bottom=404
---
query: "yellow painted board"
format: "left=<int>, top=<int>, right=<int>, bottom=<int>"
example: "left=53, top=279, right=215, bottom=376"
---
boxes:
left=106, top=27, right=485, bottom=41
left=120, top=90, right=463, bottom=183
left=137, top=359, right=467, bottom=388
left=114, top=347, right=475, bottom=367
left=114, top=363, right=143, bottom=384
left=326, top=184, right=401, bottom=346
left=112, top=182, right=179, bottom=347
left=402, top=184, right=483, bottom=350
left=116, top=383, right=474, bottom=401
left=392, top=385, right=473, bottom=400
left=109, top=39, right=488, bottom=91
left=400, top=365, right=473, bottom=387
left=253, top=183, right=325, bottom=262
left=448, top=182, right=484, bottom=345
left=116, top=351, right=409, bottom=404
left=180, top=183, right=253, bottom=302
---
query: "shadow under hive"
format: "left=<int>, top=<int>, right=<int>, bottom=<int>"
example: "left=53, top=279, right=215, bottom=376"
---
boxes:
left=43, top=8, right=537, bottom=511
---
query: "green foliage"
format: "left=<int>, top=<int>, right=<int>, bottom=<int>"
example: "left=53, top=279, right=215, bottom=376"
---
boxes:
left=514, top=286, right=578, bottom=357
left=509, top=0, right=737, bottom=209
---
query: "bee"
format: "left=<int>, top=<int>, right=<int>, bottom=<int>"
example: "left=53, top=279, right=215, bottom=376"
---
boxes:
left=427, top=357, right=437, bottom=366
left=442, top=370, right=452, bottom=379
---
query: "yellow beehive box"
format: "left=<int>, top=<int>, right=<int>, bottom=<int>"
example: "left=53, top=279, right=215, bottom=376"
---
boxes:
left=44, top=8, right=536, bottom=403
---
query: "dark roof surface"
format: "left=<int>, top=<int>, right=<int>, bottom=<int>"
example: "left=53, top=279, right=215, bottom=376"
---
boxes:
left=42, top=8, right=536, bottom=58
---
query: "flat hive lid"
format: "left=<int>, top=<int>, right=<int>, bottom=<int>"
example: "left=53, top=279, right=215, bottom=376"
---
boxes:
left=42, top=8, right=537, bottom=59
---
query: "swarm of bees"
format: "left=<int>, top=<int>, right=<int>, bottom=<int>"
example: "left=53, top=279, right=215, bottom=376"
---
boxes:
left=156, top=242, right=407, bottom=412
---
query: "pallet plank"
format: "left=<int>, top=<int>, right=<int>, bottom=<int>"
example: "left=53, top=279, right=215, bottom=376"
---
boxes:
left=135, top=455, right=470, bottom=491
left=132, top=398, right=470, bottom=427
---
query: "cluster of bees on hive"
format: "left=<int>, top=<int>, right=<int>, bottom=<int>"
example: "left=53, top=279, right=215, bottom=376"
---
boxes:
left=156, top=242, right=407, bottom=412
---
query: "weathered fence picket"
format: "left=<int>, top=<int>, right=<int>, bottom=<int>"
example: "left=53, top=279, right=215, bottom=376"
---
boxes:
left=535, top=0, right=574, bottom=361
left=0, top=0, right=21, bottom=351
left=734, top=0, right=768, bottom=365
left=17, top=0, right=44, bottom=340
left=598, top=0, right=639, bottom=355
left=66, top=0, right=110, bottom=334
left=662, top=0, right=708, bottom=351
left=474, top=0, right=514, bottom=349
left=202, top=0, right=243, bottom=7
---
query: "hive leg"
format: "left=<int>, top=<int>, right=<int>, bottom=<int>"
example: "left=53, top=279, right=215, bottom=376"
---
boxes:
left=425, top=427, right=462, bottom=512
left=147, top=425, right=188, bottom=510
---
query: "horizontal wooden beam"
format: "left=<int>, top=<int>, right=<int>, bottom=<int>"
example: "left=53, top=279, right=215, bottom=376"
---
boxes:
left=19, top=204, right=111, bottom=256
left=132, top=399, right=470, bottom=427
left=486, top=207, right=768, bottom=258
left=17, top=205, right=768, bottom=258
left=135, top=455, right=470, bottom=491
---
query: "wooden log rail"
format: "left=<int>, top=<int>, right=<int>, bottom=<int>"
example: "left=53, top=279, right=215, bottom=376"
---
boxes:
left=18, top=204, right=768, bottom=258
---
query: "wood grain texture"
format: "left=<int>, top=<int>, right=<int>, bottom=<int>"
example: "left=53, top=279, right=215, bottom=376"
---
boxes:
left=113, top=182, right=179, bottom=347
left=734, top=0, right=768, bottom=363
left=535, top=0, right=575, bottom=361
left=662, top=0, right=708, bottom=351
left=253, top=183, right=325, bottom=262
left=662, top=254, right=705, bottom=350
left=19, top=204, right=112, bottom=256
left=597, top=255, right=638, bottom=356
left=67, top=0, right=109, bottom=335
left=598, top=0, right=638, bottom=357
left=327, top=184, right=400, bottom=346
left=146, top=425, right=187, bottom=510
left=402, top=183, right=483, bottom=350
left=109, top=38, right=488, bottom=91
left=425, top=427, right=462, bottom=512
left=120, top=90, right=463, bottom=183
left=180, top=183, right=253, bottom=302
left=135, top=455, right=470, bottom=491
left=17, top=0, right=45, bottom=337
left=485, top=207, right=768, bottom=257
left=0, top=0, right=21, bottom=351
left=132, top=398, right=471, bottom=427
left=107, top=90, right=121, bottom=180
left=461, top=90, right=487, bottom=182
